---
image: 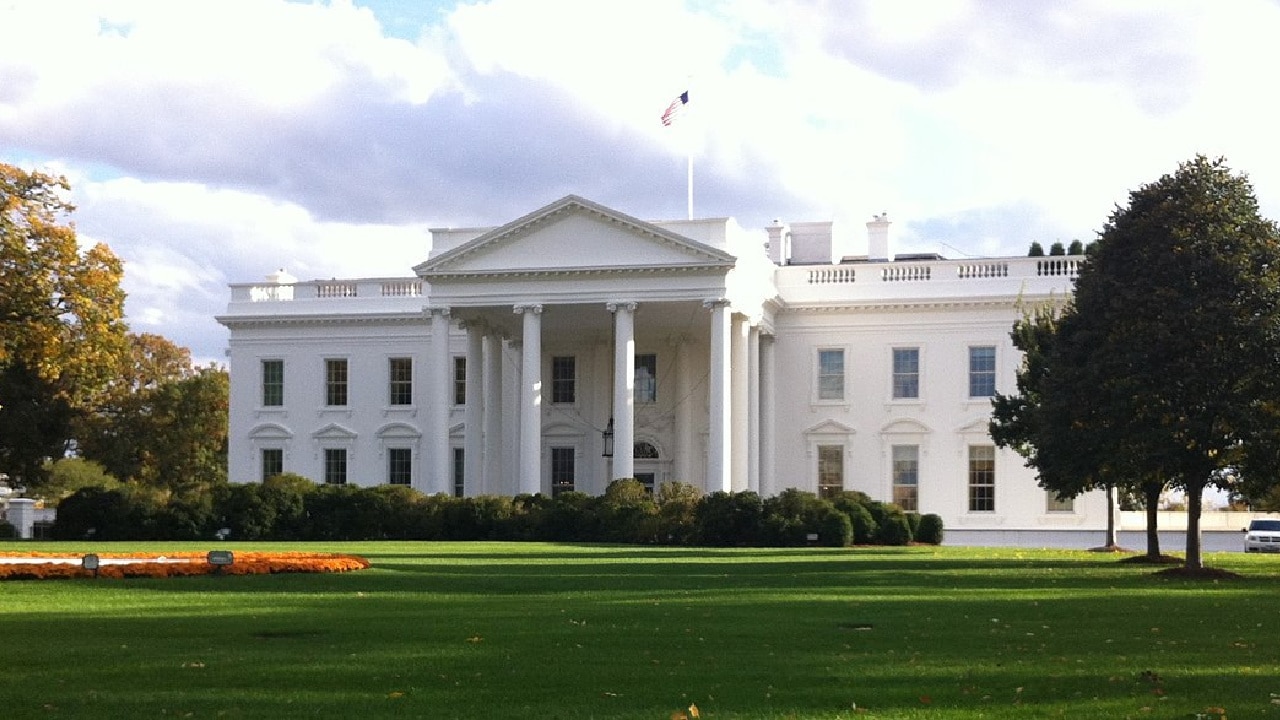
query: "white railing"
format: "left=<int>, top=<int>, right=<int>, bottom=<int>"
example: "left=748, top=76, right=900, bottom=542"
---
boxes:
left=1036, top=258, right=1082, bottom=277
left=232, top=278, right=424, bottom=303
left=806, top=267, right=857, bottom=284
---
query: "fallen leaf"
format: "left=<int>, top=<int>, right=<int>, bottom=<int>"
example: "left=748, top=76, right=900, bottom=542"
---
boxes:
left=466, top=636, right=483, bottom=643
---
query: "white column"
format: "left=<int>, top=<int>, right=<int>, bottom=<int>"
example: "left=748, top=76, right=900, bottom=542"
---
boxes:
left=483, top=333, right=503, bottom=495
left=704, top=299, right=731, bottom=493
left=463, top=322, right=484, bottom=497
left=515, top=304, right=543, bottom=495
left=608, top=302, right=636, bottom=480
left=428, top=307, right=452, bottom=495
left=730, top=314, right=749, bottom=492
left=674, top=336, right=695, bottom=487
left=747, top=325, right=761, bottom=494
left=760, top=333, right=776, bottom=497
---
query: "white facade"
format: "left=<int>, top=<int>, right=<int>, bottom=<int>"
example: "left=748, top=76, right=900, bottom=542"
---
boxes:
left=217, top=195, right=1106, bottom=531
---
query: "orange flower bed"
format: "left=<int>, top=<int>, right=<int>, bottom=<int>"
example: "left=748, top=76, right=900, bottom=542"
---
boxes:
left=0, top=551, right=370, bottom=581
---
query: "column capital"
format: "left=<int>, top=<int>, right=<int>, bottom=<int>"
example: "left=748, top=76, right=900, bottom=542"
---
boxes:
left=513, top=303, right=543, bottom=315
left=702, top=298, right=731, bottom=310
left=606, top=301, right=638, bottom=314
left=426, top=306, right=451, bottom=319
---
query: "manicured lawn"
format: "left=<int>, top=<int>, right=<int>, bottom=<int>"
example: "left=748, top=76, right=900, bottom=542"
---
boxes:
left=0, top=542, right=1276, bottom=719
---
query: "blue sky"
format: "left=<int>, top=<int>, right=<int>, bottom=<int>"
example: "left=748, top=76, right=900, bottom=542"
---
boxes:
left=3, top=0, right=1280, bottom=363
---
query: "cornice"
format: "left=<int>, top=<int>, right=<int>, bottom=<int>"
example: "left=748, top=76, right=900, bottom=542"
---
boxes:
left=426, top=262, right=732, bottom=281
left=216, top=313, right=428, bottom=329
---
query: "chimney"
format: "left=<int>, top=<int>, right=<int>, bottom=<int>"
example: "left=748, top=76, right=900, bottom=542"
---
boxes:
left=765, top=219, right=789, bottom=265
left=266, top=268, right=297, bottom=284
left=866, top=213, right=891, bottom=261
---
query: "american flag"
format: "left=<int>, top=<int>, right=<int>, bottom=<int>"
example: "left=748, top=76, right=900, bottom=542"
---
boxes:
left=661, top=91, right=689, bottom=126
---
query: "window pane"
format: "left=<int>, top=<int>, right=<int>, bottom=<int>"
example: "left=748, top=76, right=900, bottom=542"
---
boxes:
left=1046, top=491, right=1074, bottom=513
left=968, top=445, right=995, bottom=512
left=552, top=356, right=576, bottom=404
left=388, top=448, right=412, bottom=486
left=892, top=348, right=919, bottom=399
left=325, top=359, right=348, bottom=406
left=454, top=357, right=467, bottom=405
left=817, top=444, right=843, bottom=499
left=324, top=448, right=347, bottom=485
left=969, top=346, right=996, bottom=398
left=261, top=448, right=283, bottom=481
left=551, top=447, right=575, bottom=497
left=892, top=444, right=919, bottom=511
left=635, top=354, right=657, bottom=403
left=262, top=360, right=284, bottom=406
left=389, top=358, right=413, bottom=406
left=817, top=349, right=844, bottom=401
left=452, top=447, right=465, bottom=497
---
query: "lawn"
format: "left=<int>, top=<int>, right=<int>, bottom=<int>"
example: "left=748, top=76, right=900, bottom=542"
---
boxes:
left=0, top=542, right=1276, bottom=719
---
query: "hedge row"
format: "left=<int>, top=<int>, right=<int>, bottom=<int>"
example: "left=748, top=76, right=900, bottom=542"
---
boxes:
left=51, top=476, right=943, bottom=546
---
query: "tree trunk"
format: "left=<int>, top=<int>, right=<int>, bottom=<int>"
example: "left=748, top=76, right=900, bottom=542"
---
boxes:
left=1185, top=481, right=1204, bottom=570
left=1144, top=484, right=1162, bottom=558
left=1104, top=484, right=1118, bottom=548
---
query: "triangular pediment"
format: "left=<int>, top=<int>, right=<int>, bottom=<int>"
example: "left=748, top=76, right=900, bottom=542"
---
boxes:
left=956, top=418, right=993, bottom=435
left=312, top=423, right=357, bottom=440
left=416, top=195, right=735, bottom=278
left=802, top=419, right=856, bottom=436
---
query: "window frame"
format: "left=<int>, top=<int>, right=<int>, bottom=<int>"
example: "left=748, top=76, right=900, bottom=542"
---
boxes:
left=388, top=357, right=413, bottom=406
left=968, top=445, right=996, bottom=512
left=968, top=345, right=997, bottom=399
left=387, top=447, right=412, bottom=486
left=261, top=359, right=284, bottom=407
left=1046, top=490, right=1075, bottom=513
left=324, top=447, right=348, bottom=485
left=453, top=356, right=467, bottom=406
left=260, top=447, right=283, bottom=481
left=816, top=444, right=844, bottom=499
left=634, top=353, right=657, bottom=404
left=551, top=356, right=576, bottom=405
left=324, top=358, right=348, bottom=407
left=891, top=347, right=920, bottom=400
left=550, top=446, right=576, bottom=497
left=452, top=447, right=465, bottom=497
left=816, top=348, right=846, bottom=402
left=891, top=444, right=919, bottom=511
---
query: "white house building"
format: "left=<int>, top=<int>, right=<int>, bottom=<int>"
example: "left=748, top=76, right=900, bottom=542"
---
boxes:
left=217, top=195, right=1105, bottom=533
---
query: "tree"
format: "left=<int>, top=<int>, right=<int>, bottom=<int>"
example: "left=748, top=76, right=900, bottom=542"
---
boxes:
left=1, top=164, right=127, bottom=485
left=76, top=333, right=200, bottom=482
left=1003, top=156, right=1280, bottom=571
left=132, top=367, right=230, bottom=492
left=1028, top=241, right=1045, bottom=257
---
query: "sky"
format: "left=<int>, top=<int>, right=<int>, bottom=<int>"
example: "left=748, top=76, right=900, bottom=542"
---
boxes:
left=3, top=0, right=1280, bottom=364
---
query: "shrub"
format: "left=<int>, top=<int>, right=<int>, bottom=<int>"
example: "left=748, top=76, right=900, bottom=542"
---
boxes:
left=0, top=521, right=16, bottom=539
left=916, top=513, right=945, bottom=545
left=876, top=512, right=913, bottom=546
left=830, top=493, right=877, bottom=544
left=695, top=491, right=763, bottom=546
left=905, top=512, right=922, bottom=537
left=655, top=482, right=701, bottom=545
left=812, top=505, right=853, bottom=547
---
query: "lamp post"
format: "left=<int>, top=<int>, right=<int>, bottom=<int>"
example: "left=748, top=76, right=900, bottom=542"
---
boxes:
left=602, top=417, right=615, bottom=458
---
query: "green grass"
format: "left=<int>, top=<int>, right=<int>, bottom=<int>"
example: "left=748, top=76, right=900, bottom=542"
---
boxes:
left=0, top=542, right=1276, bottom=719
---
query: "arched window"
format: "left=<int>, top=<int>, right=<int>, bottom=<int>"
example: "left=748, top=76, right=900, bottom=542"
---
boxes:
left=634, top=441, right=660, bottom=459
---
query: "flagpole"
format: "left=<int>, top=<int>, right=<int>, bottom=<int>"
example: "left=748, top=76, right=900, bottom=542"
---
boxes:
left=687, top=152, right=693, bottom=220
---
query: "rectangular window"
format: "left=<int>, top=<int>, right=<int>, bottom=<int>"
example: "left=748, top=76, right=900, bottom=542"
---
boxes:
left=261, top=448, right=283, bottom=481
left=388, top=448, right=412, bottom=486
left=817, top=349, right=845, bottom=401
left=551, top=356, right=576, bottom=404
left=389, top=358, right=413, bottom=406
left=1046, top=491, right=1075, bottom=513
left=324, top=448, right=347, bottom=485
left=969, top=346, right=996, bottom=398
left=325, top=359, right=348, bottom=406
left=817, top=444, right=843, bottom=499
left=892, top=347, right=920, bottom=399
left=452, top=447, right=465, bottom=498
left=551, top=447, right=575, bottom=497
left=635, top=353, right=657, bottom=403
left=454, top=357, right=466, bottom=406
left=891, top=445, right=919, bottom=511
left=968, top=445, right=996, bottom=512
left=261, top=359, right=284, bottom=407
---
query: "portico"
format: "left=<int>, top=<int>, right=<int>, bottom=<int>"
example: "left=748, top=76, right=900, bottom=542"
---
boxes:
left=413, top=196, right=776, bottom=497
